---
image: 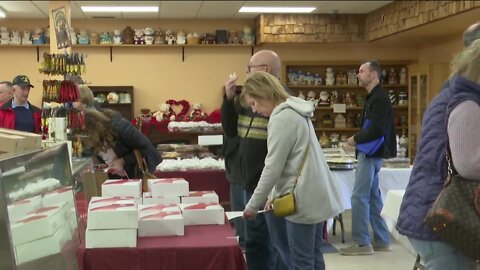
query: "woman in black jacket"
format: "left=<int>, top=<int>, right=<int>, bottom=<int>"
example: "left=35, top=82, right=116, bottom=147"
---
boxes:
left=82, top=108, right=162, bottom=178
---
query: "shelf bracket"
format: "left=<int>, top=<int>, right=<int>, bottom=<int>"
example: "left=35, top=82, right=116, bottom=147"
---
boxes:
left=36, top=46, right=40, bottom=62
left=182, top=46, right=185, bottom=62
left=110, top=46, right=113, bottom=62
left=251, top=46, right=254, bottom=56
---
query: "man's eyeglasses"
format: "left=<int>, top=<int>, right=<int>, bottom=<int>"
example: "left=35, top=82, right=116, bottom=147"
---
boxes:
left=246, top=64, right=268, bottom=72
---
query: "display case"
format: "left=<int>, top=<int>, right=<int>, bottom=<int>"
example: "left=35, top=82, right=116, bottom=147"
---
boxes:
left=282, top=61, right=410, bottom=152
left=0, top=143, right=80, bottom=270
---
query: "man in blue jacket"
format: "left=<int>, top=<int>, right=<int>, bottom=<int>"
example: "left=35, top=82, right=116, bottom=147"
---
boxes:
left=340, top=61, right=397, bottom=256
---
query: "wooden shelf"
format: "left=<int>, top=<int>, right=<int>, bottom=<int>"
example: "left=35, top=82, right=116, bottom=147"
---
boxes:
left=315, top=105, right=407, bottom=111
left=315, top=127, right=360, bottom=132
left=395, top=126, right=409, bottom=130
left=287, top=83, right=408, bottom=89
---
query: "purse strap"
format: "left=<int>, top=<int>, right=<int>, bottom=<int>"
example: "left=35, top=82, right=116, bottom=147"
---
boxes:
left=133, top=149, right=148, bottom=174
left=292, top=118, right=311, bottom=191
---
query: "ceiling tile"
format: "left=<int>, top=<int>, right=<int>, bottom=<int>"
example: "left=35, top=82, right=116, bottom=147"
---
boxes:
left=0, top=1, right=47, bottom=18
left=197, top=1, right=245, bottom=19
left=159, top=1, right=202, bottom=19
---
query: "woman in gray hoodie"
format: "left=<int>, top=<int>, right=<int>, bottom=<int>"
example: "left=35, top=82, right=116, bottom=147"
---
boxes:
left=242, top=71, right=345, bottom=270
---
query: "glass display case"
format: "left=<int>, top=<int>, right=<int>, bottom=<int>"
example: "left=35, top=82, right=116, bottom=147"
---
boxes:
left=0, top=143, right=82, bottom=270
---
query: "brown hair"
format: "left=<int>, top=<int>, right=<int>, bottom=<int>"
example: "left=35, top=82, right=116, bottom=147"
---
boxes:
left=239, top=71, right=289, bottom=107
left=78, top=85, right=95, bottom=107
left=82, top=108, right=118, bottom=153
left=450, top=39, right=480, bottom=83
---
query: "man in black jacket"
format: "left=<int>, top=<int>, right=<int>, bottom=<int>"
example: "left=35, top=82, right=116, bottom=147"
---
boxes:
left=222, top=50, right=289, bottom=270
left=340, top=61, right=396, bottom=256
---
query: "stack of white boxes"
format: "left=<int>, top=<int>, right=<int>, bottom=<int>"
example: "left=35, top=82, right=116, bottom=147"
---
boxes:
left=10, top=201, right=73, bottom=264
left=85, top=179, right=142, bottom=248
left=86, top=177, right=225, bottom=247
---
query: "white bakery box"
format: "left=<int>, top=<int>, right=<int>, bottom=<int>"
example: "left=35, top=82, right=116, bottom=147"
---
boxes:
left=101, top=179, right=142, bottom=199
left=142, top=192, right=180, bottom=205
left=7, top=195, right=42, bottom=224
left=41, top=186, right=75, bottom=210
left=179, top=203, right=225, bottom=225
left=85, top=228, right=137, bottom=249
left=10, top=202, right=69, bottom=246
left=147, top=178, right=189, bottom=197
left=181, top=191, right=219, bottom=204
left=138, top=209, right=184, bottom=237
left=87, top=197, right=138, bottom=230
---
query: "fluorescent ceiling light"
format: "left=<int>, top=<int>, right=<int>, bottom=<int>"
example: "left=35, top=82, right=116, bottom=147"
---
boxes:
left=81, top=6, right=159, bottom=12
left=0, top=7, right=6, bottom=18
left=239, top=7, right=316, bottom=13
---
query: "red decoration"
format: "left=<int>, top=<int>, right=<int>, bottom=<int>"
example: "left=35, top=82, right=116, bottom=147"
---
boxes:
left=207, top=109, right=222, bottom=124
left=166, top=99, right=190, bottom=121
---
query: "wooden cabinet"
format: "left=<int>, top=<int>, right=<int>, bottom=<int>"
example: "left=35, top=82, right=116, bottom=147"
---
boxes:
left=282, top=61, right=410, bottom=151
left=407, top=63, right=449, bottom=162
left=89, top=86, right=134, bottom=120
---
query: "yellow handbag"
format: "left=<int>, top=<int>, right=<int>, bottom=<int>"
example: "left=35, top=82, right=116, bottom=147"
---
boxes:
left=272, top=142, right=310, bottom=217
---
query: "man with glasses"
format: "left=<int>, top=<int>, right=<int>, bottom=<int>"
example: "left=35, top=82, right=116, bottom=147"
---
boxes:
left=0, top=81, right=13, bottom=105
left=222, top=50, right=290, bottom=270
left=0, top=75, right=41, bottom=133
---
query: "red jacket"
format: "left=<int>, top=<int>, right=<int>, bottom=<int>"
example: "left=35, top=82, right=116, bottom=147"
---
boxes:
left=0, top=99, right=42, bottom=134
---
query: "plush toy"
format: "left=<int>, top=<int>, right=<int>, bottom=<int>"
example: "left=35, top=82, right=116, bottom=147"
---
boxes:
left=10, top=30, right=21, bottom=45
left=307, top=90, right=318, bottom=107
left=113, top=29, right=122, bottom=44
left=165, top=29, right=176, bottom=45
left=190, top=103, right=207, bottom=121
left=153, top=103, right=176, bottom=122
left=144, top=27, right=154, bottom=45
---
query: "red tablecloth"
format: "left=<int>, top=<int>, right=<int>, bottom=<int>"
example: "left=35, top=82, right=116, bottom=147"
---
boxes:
left=76, top=223, right=246, bottom=270
left=155, top=170, right=230, bottom=202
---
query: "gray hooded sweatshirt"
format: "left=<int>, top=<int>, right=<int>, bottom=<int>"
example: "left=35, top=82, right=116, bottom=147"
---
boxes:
left=245, top=96, right=345, bottom=224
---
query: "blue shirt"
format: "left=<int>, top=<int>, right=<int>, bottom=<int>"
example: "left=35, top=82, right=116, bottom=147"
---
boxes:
left=11, top=100, right=34, bottom=133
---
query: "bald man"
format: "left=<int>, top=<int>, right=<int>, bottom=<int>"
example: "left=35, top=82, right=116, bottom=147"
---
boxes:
left=222, top=50, right=291, bottom=270
left=0, top=81, right=13, bottom=105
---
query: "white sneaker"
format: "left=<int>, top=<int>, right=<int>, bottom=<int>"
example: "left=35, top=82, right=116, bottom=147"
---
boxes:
left=339, top=243, right=374, bottom=256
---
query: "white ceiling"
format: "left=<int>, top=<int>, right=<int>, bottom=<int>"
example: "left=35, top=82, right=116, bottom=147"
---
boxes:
left=0, top=1, right=392, bottom=19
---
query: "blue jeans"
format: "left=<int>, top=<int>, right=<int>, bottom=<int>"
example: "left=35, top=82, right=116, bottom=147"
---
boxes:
left=351, top=153, right=390, bottom=246
left=265, top=212, right=292, bottom=270
left=244, top=190, right=274, bottom=270
left=409, top=238, right=477, bottom=270
left=286, top=220, right=325, bottom=270
left=230, top=183, right=245, bottom=248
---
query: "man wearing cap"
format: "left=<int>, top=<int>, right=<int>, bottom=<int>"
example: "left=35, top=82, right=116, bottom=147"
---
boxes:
left=0, top=75, right=41, bottom=133
left=0, top=81, right=13, bottom=105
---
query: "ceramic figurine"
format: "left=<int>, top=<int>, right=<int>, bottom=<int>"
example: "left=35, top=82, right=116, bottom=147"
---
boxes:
left=388, top=68, right=399, bottom=84
left=336, top=72, right=347, bottom=86
left=334, top=114, right=346, bottom=129
left=398, top=91, right=408, bottom=105
left=122, top=26, right=135, bottom=44
left=330, top=132, right=340, bottom=148
left=89, top=32, right=100, bottom=45
left=100, top=32, right=112, bottom=45
left=229, top=30, right=240, bottom=44
left=307, top=90, right=318, bottom=107
left=242, top=26, right=254, bottom=45
left=176, top=30, right=186, bottom=45
left=10, top=30, right=21, bottom=44
left=113, top=29, right=122, bottom=44
left=344, top=92, right=354, bottom=106
left=347, top=69, right=357, bottom=85
left=107, top=92, right=119, bottom=104
left=134, top=29, right=145, bottom=45
left=314, top=73, right=322, bottom=85
left=144, top=27, right=154, bottom=45
left=400, top=67, right=407, bottom=84
left=154, top=29, right=165, bottom=44
left=0, top=27, right=10, bottom=44
left=318, top=90, right=330, bottom=107
left=77, top=30, right=89, bottom=45
left=298, top=90, right=306, bottom=100
left=165, top=29, right=176, bottom=45
left=325, top=67, right=335, bottom=86
left=319, top=132, right=331, bottom=148
left=297, top=70, right=305, bottom=85
left=330, top=90, right=339, bottom=106
left=287, top=69, right=296, bottom=84
left=305, top=72, right=314, bottom=86
left=21, top=30, right=32, bottom=44
left=381, top=69, right=389, bottom=84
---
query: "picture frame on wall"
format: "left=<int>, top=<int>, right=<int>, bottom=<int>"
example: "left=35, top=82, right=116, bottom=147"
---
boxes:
left=52, top=6, right=72, bottom=49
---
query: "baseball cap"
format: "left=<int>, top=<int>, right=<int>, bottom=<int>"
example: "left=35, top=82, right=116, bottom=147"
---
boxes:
left=12, top=75, right=34, bottom=88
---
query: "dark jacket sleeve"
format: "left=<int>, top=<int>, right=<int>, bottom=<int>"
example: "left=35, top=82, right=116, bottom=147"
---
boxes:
left=111, top=114, right=162, bottom=174
left=354, top=95, right=390, bottom=143
left=221, top=95, right=239, bottom=137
